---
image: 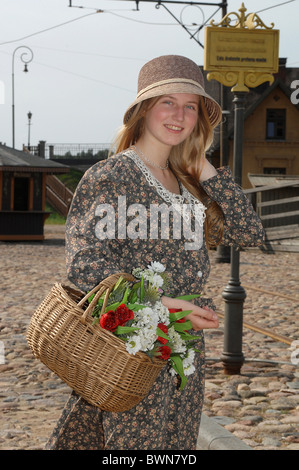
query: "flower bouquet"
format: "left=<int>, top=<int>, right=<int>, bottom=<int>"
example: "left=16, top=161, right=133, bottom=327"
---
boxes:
left=90, top=262, right=201, bottom=390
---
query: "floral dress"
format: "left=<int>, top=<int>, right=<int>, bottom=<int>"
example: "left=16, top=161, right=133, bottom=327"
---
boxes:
left=45, top=149, right=264, bottom=450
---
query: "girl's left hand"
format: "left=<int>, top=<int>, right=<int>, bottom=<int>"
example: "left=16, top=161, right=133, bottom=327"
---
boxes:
left=161, top=296, right=219, bottom=331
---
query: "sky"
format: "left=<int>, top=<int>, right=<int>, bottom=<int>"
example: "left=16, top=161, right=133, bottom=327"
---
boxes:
left=0, top=0, right=298, bottom=151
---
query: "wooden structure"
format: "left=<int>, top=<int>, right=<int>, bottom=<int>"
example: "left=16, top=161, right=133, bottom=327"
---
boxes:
left=0, top=144, right=69, bottom=241
left=245, top=175, right=299, bottom=252
left=46, top=175, right=73, bottom=218
left=204, top=59, right=299, bottom=189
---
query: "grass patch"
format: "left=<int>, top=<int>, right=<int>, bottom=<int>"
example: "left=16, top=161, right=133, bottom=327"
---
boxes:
left=45, top=202, right=66, bottom=225
left=57, top=168, right=84, bottom=193
left=45, top=168, right=84, bottom=224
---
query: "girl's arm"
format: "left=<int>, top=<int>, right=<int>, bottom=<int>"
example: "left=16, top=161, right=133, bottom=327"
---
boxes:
left=199, top=160, right=265, bottom=247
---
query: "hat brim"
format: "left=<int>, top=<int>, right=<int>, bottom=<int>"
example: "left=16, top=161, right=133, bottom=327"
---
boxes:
left=123, top=81, right=222, bottom=128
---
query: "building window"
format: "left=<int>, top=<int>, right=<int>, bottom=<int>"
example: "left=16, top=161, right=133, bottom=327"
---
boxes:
left=266, top=109, right=286, bottom=140
left=263, top=167, right=286, bottom=175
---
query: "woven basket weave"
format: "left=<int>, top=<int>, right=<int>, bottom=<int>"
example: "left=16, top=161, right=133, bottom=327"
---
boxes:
left=26, top=273, right=166, bottom=412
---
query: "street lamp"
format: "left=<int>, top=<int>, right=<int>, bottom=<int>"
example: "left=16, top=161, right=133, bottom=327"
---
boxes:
left=12, top=46, right=34, bottom=149
left=27, top=111, right=32, bottom=150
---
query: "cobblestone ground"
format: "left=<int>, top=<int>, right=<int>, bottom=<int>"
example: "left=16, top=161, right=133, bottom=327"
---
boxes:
left=0, top=225, right=298, bottom=450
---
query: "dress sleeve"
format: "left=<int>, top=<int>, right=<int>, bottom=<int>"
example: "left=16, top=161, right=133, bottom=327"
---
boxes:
left=65, top=165, right=127, bottom=292
left=200, top=166, right=265, bottom=247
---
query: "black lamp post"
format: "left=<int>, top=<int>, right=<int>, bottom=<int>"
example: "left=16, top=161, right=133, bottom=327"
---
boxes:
left=27, top=111, right=32, bottom=150
left=220, top=91, right=247, bottom=375
left=12, top=46, right=34, bottom=149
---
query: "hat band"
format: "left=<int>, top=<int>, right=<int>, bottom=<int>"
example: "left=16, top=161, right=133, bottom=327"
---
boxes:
left=137, top=78, right=205, bottom=99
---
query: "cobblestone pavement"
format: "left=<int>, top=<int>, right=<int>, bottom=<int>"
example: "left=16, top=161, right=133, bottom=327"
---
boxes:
left=0, top=225, right=298, bottom=450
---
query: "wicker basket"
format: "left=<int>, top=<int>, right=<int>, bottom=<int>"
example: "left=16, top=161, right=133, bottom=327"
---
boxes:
left=26, top=273, right=166, bottom=412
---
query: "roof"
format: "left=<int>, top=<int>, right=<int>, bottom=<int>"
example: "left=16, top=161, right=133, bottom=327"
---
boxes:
left=248, top=173, right=299, bottom=187
left=0, top=144, right=69, bottom=173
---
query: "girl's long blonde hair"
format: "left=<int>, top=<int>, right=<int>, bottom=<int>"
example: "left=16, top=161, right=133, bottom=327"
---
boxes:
left=113, top=96, right=224, bottom=248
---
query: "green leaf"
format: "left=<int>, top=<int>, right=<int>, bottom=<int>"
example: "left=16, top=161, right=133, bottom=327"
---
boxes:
left=169, top=309, right=192, bottom=322
left=156, top=327, right=170, bottom=341
left=174, top=294, right=201, bottom=301
left=179, top=331, right=198, bottom=341
left=170, top=355, right=187, bottom=390
left=114, top=325, right=140, bottom=335
left=127, top=303, right=147, bottom=310
left=104, top=301, right=121, bottom=313
left=113, top=276, right=125, bottom=291
left=121, top=286, right=130, bottom=304
left=129, top=290, right=138, bottom=304
left=173, top=320, right=192, bottom=332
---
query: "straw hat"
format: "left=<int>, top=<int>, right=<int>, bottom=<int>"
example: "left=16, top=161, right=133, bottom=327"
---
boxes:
left=123, top=55, right=222, bottom=128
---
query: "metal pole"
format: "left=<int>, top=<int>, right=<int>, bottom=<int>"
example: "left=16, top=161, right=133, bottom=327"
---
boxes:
left=215, top=83, right=230, bottom=263
left=221, top=91, right=247, bottom=375
left=27, top=111, right=32, bottom=150
left=12, top=46, right=33, bottom=149
left=12, top=67, right=15, bottom=149
left=215, top=0, right=230, bottom=264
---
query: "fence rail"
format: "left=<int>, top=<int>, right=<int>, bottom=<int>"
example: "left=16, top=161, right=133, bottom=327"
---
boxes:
left=245, top=180, right=299, bottom=228
left=245, top=179, right=299, bottom=251
left=46, top=175, right=73, bottom=217
left=28, top=142, right=112, bottom=159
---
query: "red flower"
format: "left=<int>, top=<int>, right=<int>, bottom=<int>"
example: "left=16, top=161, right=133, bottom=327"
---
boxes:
left=157, top=345, right=172, bottom=361
left=157, top=323, right=168, bottom=344
left=115, top=303, right=134, bottom=326
left=168, top=308, right=185, bottom=323
left=100, top=310, right=119, bottom=332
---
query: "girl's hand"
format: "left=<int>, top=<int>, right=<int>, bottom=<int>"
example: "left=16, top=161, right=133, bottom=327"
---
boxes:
left=161, top=296, right=219, bottom=331
left=186, top=156, right=218, bottom=182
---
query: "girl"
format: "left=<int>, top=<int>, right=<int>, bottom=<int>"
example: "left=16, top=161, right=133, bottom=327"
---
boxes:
left=46, top=55, right=264, bottom=450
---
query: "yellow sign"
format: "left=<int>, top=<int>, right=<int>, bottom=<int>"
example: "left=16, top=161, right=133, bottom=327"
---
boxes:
left=204, top=3, right=279, bottom=92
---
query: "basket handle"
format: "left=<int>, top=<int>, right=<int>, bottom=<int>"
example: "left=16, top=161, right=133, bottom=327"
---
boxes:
left=78, top=272, right=135, bottom=323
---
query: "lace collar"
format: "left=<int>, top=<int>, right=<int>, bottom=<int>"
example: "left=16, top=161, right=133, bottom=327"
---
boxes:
left=124, top=148, right=207, bottom=226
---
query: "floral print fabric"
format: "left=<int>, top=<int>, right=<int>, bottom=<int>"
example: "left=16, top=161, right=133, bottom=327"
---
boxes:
left=45, top=150, right=264, bottom=450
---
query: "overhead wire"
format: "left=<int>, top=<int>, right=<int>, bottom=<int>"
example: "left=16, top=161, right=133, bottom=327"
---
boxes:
left=26, top=59, right=136, bottom=94
left=0, top=11, right=101, bottom=46
left=1, top=0, right=297, bottom=47
left=256, top=0, right=297, bottom=14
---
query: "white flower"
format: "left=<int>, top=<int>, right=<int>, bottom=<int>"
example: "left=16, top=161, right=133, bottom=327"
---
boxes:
left=136, top=326, right=157, bottom=351
left=183, top=350, right=196, bottom=376
left=151, top=273, right=164, bottom=288
left=133, top=307, right=159, bottom=328
left=141, top=270, right=164, bottom=289
left=154, top=301, right=170, bottom=325
left=147, top=262, right=166, bottom=273
left=168, top=327, right=187, bottom=354
left=183, top=363, right=196, bottom=376
left=126, top=335, right=142, bottom=355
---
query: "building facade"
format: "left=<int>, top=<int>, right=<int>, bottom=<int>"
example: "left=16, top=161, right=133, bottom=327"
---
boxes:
left=204, top=59, right=299, bottom=189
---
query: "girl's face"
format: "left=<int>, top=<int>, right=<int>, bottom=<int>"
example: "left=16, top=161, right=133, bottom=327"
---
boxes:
left=142, top=93, right=199, bottom=149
